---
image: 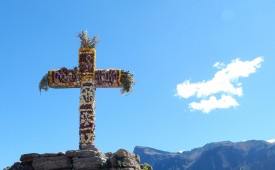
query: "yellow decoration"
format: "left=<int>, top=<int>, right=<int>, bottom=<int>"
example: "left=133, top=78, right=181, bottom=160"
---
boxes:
left=48, top=70, right=54, bottom=87
left=118, top=70, right=122, bottom=86
left=80, top=74, right=94, bottom=84
left=79, top=47, right=95, bottom=53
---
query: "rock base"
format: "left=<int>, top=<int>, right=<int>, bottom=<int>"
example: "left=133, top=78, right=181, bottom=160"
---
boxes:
left=5, top=147, right=152, bottom=170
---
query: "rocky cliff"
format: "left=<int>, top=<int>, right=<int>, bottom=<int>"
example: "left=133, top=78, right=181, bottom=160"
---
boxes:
left=134, top=140, right=275, bottom=170
left=5, top=146, right=152, bottom=170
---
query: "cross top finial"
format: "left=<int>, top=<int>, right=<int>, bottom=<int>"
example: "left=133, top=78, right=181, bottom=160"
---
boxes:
left=78, top=30, right=99, bottom=48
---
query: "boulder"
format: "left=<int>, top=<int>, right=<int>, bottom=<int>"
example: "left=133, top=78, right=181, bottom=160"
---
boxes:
left=32, top=156, right=72, bottom=170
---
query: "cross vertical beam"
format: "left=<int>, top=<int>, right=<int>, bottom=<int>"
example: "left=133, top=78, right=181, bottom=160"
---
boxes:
left=78, top=48, right=96, bottom=149
left=79, top=82, right=96, bottom=149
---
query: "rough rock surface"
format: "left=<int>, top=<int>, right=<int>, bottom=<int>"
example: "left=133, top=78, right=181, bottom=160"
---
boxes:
left=5, top=146, right=152, bottom=170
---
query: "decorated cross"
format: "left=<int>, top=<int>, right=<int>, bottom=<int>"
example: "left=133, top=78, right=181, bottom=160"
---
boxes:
left=39, top=31, right=134, bottom=150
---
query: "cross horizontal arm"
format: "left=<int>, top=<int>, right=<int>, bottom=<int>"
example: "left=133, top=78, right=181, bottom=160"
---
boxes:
left=95, top=69, right=121, bottom=88
left=39, top=68, right=134, bottom=93
left=95, top=69, right=135, bottom=93
left=48, top=67, right=80, bottom=88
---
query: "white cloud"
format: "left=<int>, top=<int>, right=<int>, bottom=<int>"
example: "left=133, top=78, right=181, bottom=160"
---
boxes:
left=213, top=62, right=224, bottom=69
left=189, top=95, right=239, bottom=113
left=176, top=57, right=264, bottom=113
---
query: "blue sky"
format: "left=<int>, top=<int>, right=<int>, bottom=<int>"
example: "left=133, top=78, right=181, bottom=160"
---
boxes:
left=1, top=0, right=275, bottom=168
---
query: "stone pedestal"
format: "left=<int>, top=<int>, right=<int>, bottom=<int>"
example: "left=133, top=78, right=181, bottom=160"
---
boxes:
left=5, top=147, right=152, bottom=170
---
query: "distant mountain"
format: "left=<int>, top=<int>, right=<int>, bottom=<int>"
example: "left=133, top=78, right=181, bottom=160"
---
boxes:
left=134, top=140, right=275, bottom=170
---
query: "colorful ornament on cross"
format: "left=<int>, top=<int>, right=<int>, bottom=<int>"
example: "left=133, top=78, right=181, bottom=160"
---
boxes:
left=39, top=31, right=134, bottom=150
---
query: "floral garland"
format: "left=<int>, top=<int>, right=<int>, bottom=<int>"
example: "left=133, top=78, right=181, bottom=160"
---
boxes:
left=120, top=70, right=135, bottom=94
left=39, top=72, right=50, bottom=93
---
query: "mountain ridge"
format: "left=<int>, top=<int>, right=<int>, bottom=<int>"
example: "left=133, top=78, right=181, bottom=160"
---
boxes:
left=134, top=140, right=275, bottom=170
